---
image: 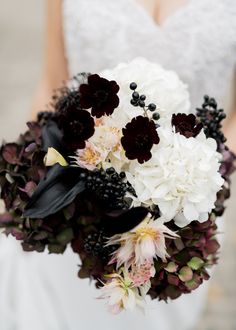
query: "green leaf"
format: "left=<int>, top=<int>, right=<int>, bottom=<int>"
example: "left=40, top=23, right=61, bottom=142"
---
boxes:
left=185, top=278, right=201, bottom=290
left=164, top=262, right=178, bottom=273
left=187, top=257, right=204, bottom=270
left=56, top=228, right=74, bottom=245
left=48, top=243, right=66, bottom=254
left=178, top=266, right=193, bottom=282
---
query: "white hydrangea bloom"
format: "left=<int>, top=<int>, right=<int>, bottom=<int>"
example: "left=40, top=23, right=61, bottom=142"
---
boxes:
left=101, top=57, right=190, bottom=129
left=126, top=128, right=224, bottom=227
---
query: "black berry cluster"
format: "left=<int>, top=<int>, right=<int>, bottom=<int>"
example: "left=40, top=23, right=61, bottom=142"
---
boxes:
left=83, top=230, right=117, bottom=261
left=81, top=167, right=134, bottom=210
left=129, top=82, right=160, bottom=123
left=196, top=95, right=226, bottom=145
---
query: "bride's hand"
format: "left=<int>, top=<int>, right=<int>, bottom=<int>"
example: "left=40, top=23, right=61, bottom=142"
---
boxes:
left=31, top=0, right=68, bottom=120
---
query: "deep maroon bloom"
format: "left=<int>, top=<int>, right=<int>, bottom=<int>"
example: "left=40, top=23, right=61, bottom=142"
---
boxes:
left=59, top=109, right=95, bottom=150
left=121, top=116, right=160, bottom=164
left=79, top=74, right=120, bottom=118
left=172, top=113, right=203, bottom=138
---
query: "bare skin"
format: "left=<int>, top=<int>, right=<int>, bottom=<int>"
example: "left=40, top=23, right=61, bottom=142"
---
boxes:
left=31, top=0, right=69, bottom=117
left=137, top=0, right=189, bottom=26
left=32, top=0, right=236, bottom=153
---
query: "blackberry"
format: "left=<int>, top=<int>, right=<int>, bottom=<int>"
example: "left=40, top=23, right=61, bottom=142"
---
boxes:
left=83, top=230, right=118, bottom=261
left=196, top=96, right=227, bottom=146
left=85, top=167, right=134, bottom=210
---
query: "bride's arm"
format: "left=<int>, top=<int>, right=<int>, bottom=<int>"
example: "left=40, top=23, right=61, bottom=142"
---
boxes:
left=31, top=0, right=69, bottom=119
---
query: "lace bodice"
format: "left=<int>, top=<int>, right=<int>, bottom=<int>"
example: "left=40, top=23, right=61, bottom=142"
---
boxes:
left=63, top=0, right=236, bottom=110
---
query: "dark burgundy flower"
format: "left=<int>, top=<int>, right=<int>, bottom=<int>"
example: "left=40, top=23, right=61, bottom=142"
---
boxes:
left=58, top=109, right=95, bottom=150
left=121, top=116, right=160, bottom=163
left=172, top=113, right=203, bottom=138
left=79, top=74, right=120, bottom=118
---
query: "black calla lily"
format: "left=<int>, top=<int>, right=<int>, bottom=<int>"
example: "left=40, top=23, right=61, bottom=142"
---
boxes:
left=24, top=164, right=85, bottom=219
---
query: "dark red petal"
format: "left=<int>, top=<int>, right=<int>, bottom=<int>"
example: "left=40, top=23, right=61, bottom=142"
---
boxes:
left=110, top=80, right=120, bottom=94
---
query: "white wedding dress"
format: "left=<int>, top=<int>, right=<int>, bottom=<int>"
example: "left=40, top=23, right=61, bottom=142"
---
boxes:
left=1, top=0, right=236, bottom=329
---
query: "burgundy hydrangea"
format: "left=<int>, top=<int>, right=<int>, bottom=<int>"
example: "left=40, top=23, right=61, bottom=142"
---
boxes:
left=1, top=143, right=22, bottom=165
left=58, top=109, right=95, bottom=150
left=121, top=116, right=160, bottom=163
left=172, top=113, right=203, bottom=138
left=79, top=74, right=120, bottom=118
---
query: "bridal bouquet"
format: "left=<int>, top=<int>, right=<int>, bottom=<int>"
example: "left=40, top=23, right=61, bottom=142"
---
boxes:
left=0, top=58, right=235, bottom=313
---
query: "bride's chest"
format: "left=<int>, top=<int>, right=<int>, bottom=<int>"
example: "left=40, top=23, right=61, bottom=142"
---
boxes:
left=64, top=0, right=236, bottom=84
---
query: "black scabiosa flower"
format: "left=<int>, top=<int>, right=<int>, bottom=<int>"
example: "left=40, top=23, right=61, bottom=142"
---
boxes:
left=55, top=88, right=82, bottom=115
left=79, top=74, right=120, bottom=118
left=172, top=113, right=203, bottom=138
left=121, top=116, right=160, bottom=164
left=58, top=108, right=95, bottom=150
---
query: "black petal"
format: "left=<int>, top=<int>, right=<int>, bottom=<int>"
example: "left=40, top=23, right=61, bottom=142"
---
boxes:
left=101, top=206, right=149, bottom=235
left=41, top=120, right=64, bottom=153
left=24, top=164, right=85, bottom=218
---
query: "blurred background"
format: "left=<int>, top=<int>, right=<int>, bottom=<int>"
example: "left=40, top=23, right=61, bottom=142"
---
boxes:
left=0, top=1, right=236, bottom=329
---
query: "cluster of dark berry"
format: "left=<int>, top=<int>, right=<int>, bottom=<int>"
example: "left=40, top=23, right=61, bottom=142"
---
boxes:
left=81, top=167, right=135, bottom=210
left=196, top=95, right=226, bottom=145
left=129, top=82, right=160, bottom=122
left=83, top=230, right=117, bottom=261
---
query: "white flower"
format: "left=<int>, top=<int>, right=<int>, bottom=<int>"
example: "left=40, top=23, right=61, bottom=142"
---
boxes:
left=107, top=214, right=178, bottom=268
left=0, top=199, right=6, bottom=214
left=99, top=272, right=144, bottom=314
left=101, top=57, right=190, bottom=129
left=126, top=128, right=224, bottom=227
left=44, top=148, right=68, bottom=167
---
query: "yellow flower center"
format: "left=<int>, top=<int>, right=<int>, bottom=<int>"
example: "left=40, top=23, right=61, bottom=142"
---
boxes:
left=81, top=146, right=101, bottom=164
left=134, top=227, right=159, bottom=242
